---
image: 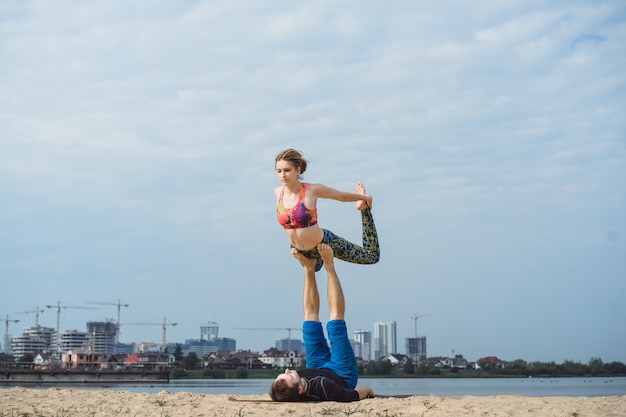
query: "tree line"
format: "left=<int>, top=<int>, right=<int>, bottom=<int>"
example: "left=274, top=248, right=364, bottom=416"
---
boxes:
left=354, top=356, right=626, bottom=377
left=474, top=357, right=626, bottom=377
left=168, top=347, right=626, bottom=379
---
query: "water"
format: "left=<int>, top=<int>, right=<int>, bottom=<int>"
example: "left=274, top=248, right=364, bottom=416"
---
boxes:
left=8, top=377, right=625, bottom=397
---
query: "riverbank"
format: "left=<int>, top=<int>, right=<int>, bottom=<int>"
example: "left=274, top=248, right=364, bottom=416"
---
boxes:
left=2, top=387, right=625, bottom=417
left=1, top=369, right=169, bottom=386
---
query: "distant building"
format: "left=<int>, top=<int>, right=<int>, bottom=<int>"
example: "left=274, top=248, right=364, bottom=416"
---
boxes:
left=405, top=336, right=427, bottom=364
left=208, top=350, right=270, bottom=369
left=179, top=337, right=237, bottom=356
left=86, top=320, right=119, bottom=353
left=200, top=321, right=219, bottom=341
left=10, top=325, right=55, bottom=358
left=259, top=349, right=304, bottom=369
left=124, top=352, right=171, bottom=371
left=350, top=339, right=362, bottom=359
left=381, top=353, right=410, bottom=368
left=373, top=321, right=397, bottom=360
left=475, top=356, right=507, bottom=369
left=275, top=338, right=304, bottom=354
left=34, top=352, right=54, bottom=369
left=353, top=330, right=371, bottom=361
left=61, top=348, right=103, bottom=370
left=114, top=342, right=135, bottom=354
left=134, top=342, right=161, bottom=353
left=430, top=355, right=469, bottom=369
left=171, top=319, right=237, bottom=355
left=58, top=330, right=90, bottom=353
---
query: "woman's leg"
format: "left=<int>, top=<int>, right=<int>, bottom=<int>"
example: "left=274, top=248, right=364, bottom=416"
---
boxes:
left=296, top=208, right=380, bottom=270
left=326, top=208, right=380, bottom=265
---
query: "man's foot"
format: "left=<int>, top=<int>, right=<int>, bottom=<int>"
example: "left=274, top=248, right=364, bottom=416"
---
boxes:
left=292, top=248, right=317, bottom=270
left=355, top=182, right=373, bottom=211
left=317, top=244, right=335, bottom=268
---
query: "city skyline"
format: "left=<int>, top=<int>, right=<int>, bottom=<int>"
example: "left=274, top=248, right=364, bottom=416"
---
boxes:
left=6, top=303, right=440, bottom=359
left=6, top=315, right=424, bottom=356
left=0, top=315, right=575, bottom=365
left=6, top=312, right=626, bottom=367
left=7, top=315, right=429, bottom=361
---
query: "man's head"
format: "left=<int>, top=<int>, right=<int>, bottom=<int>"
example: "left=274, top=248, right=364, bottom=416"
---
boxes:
left=270, top=369, right=305, bottom=402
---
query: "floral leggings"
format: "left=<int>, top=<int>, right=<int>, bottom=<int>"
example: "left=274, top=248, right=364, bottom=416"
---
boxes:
left=297, top=208, right=380, bottom=272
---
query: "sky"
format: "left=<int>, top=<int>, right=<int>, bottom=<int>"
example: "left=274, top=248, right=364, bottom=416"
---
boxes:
left=1, top=1, right=625, bottom=364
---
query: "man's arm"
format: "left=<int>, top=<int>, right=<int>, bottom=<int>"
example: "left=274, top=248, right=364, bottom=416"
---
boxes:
left=318, top=381, right=374, bottom=402
left=355, top=386, right=375, bottom=400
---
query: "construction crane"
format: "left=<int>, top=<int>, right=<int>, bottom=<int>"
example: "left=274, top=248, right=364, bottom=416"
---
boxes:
left=123, top=318, right=177, bottom=352
left=84, top=299, right=129, bottom=329
left=411, top=314, right=430, bottom=338
left=2, top=315, right=19, bottom=355
left=46, top=302, right=98, bottom=353
left=16, top=306, right=45, bottom=326
left=234, top=327, right=303, bottom=351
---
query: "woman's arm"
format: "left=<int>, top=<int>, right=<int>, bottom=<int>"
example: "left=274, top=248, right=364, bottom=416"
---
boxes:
left=310, top=183, right=372, bottom=205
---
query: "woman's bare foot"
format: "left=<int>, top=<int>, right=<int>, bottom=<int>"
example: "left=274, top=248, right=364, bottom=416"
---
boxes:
left=292, top=248, right=317, bottom=270
left=355, top=182, right=373, bottom=211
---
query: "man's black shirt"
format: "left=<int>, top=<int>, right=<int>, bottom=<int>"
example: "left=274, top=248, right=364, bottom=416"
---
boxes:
left=298, top=368, right=359, bottom=402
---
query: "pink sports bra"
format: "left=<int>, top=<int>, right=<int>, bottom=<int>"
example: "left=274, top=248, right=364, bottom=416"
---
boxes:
left=277, top=183, right=318, bottom=230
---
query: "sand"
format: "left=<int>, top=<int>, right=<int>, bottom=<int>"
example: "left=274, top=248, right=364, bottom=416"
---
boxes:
left=1, top=387, right=625, bottom=417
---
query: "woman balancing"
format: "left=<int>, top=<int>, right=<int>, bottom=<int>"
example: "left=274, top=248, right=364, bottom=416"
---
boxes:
left=274, top=149, right=380, bottom=271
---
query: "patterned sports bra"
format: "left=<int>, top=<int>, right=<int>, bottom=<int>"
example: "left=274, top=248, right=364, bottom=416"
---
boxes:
left=277, top=183, right=318, bottom=230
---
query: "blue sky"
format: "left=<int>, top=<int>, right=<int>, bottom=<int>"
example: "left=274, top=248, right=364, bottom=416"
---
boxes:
left=1, top=1, right=625, bottom=364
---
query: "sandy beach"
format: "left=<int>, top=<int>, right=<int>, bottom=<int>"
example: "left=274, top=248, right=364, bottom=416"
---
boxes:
left=1, top=387, right=625, bottom=417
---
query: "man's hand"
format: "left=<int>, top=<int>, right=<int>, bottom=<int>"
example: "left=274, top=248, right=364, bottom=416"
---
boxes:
left=356, top=386, right=375, bottom=400
left=292, top=248, right=317, bottom=270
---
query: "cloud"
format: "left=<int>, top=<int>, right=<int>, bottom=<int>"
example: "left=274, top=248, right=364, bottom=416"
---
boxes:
left=1, top=0, right=624, bottom=362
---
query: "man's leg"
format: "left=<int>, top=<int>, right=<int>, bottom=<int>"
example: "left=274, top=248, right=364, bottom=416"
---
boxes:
left=318, top=245, right=345, bottom=321
left=293, top=248, right=320, bottom=322
left=318, top=244, right=359, bottom=388
left=292, top=249, right=330, bottom=369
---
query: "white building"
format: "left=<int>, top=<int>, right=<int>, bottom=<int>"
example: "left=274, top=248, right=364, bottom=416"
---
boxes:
left=10, top=325, right=55, bottom=358
left=353, top=329, right=372, bottom=361
left=373, top=321, right=397, bottom=361
left=58, top=329, right=90, bottom=352
left=133, top=342, right=161, bottom=353
left=259, top=350, right=304, bottom=369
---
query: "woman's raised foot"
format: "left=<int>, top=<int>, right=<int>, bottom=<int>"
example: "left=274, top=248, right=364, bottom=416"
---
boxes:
left=355, top=182, right=372, bottom=211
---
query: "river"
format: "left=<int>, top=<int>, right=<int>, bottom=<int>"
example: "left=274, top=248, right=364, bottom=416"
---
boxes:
left=7, top=377, right=625, bottom=397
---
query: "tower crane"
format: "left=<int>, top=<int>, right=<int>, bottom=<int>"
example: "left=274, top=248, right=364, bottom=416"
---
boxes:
left=84, top=299, right=129, bottom=329
left=123, top=318, right=177, bottom=352
left=16, top=306, right=45, bottom=326
left=234, top=327, right=303, bottom=351
left=411, top=314, right=430, bottom=338
left=46, top=302, right=98, bottom=353
left=2, top=315, right=19, bottom=355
